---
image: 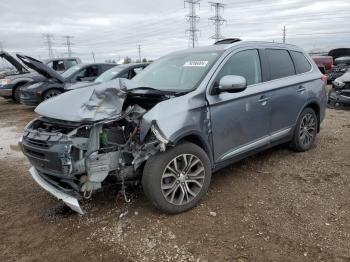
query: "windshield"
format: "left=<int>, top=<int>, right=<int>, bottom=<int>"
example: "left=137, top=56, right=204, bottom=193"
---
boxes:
left=131, top=51, right=221, bottom=91
left=94, top=66, right=121, bottom=83
left=61, top=65, right=82, bottom=78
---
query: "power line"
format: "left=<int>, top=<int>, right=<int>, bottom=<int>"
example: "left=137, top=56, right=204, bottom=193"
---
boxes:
left=282, top=25, right=286, bottom=43
left=185, top=0, right=201, bottom=48
left=63, top=35, right=74, bottom=57
left=209, top=2, right=226, bottom=42
left=42, top=33, right=54, bottom=59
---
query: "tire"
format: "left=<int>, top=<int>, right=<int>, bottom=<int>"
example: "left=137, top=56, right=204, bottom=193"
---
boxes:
left=42, top=89, right=62, bottom=101
left=12, top=86, right=21, bottom=102
left=142, top=142, right=211, bottom=214
left=290, top=107, right=318, bottom=152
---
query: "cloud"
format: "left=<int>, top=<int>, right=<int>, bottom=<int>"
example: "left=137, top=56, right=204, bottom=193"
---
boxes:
left=0, top=0, right=350, bottom=62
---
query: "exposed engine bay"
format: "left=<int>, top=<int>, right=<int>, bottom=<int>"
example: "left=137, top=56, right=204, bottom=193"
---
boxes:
left=19, top=80, right=174, bottom=214
left=328, top=71, right=350, bottom=108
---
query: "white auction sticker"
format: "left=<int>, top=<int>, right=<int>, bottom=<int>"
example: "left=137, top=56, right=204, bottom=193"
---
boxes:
left=183, top=61, right=209, bottom=67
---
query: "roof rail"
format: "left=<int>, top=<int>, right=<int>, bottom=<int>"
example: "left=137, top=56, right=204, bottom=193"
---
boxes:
left=214, top=38, right=241, bottom=45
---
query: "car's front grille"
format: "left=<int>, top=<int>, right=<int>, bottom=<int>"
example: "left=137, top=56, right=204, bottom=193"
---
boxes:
left=27, top=138, right=49, bottom=148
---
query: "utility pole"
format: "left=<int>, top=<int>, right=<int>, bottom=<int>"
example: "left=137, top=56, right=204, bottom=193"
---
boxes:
left=138, top=44, right=141, bottom=62
left=282, top=25, right=286, bottom=43
left=185, top=0, right=201, bottom=48
left=63, top=35, right=74, bottom=57
left=209, top=2, right=226, bottom=43
left=42, top=33, right=54, bottom=59
left=91, top=51, right=96, bottom=62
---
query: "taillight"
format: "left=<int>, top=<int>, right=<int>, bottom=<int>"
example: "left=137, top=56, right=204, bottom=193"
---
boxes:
left=321, top=74, right=327, bottom=84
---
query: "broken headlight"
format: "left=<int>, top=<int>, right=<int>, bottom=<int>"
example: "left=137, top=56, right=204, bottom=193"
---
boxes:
left=0, top=79, right=11, bottom=86
left=151, top=124, right=169, bottom=144
left=333, top=80, right=346, bottom=88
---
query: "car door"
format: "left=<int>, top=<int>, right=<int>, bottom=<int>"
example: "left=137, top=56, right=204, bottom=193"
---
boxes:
left=264, top=49, right=309, bottom=141
left=206, top=49, right=272, bottom=163
left=74, top=65, right=99, bottom=82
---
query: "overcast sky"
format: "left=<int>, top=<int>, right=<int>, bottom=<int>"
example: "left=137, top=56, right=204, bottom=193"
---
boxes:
left=1, top=0, right=350, bottom=63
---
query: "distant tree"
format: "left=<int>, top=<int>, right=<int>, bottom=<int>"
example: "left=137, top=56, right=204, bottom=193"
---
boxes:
left=123, top=56, right=132, bottom=64
left=142, top=58, right=147, bottom=62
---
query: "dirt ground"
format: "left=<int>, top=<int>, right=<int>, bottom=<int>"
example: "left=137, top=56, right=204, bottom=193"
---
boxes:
left=0, top=96, right=349, bottom=262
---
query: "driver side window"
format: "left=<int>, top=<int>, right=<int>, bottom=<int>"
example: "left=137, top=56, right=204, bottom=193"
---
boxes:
left=75, top=66, right=99, bottom=80
left=217, top=49, right=262, bottom=86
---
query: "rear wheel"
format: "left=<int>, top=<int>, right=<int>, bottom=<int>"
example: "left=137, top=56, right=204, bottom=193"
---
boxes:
left=142, top=142, right=211, bottom=213
left=290, top=108, right=318, bottom=152
left=42, top=89, right=62, bottom=101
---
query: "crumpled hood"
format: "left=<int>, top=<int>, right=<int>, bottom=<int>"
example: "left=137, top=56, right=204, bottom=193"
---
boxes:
left=35, top=78, right=130, bottom=122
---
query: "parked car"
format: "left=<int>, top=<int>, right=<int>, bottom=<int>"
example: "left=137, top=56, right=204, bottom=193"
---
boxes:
left=0, top=53, right=82, bottom=102
left=19, top=41, right=327, bottom=214
left=45, top=57, right=82, bottom=73
left=311, top=55, right=333, bottom=75
left=17, top=54, right=115, bottom=106
left=65, top=63, right=149, bottom=92
left=328, top=56, right=350, bottom=81
left=328, top=71, right=350, bottom=108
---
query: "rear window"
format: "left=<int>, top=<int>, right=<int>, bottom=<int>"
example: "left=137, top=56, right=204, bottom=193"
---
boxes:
left=291, top=51, right=311, bottom=74
left=266, top=49, right=295, bottom=80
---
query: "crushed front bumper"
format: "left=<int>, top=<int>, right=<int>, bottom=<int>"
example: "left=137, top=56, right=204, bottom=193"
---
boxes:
left=29, top=167, right=84, bottom=214
left=328, top=89, right=350, bottom=107
left=0, top=87, right=12, bottom=98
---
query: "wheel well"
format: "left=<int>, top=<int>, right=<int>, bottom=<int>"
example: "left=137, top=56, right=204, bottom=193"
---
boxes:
left=42, top=88, right=62, bottom=101
left=178, top=135, right=209, bottom=155
left=12, top=81, right=27, bottom=96
left=306, top=102, right=320, bottom=132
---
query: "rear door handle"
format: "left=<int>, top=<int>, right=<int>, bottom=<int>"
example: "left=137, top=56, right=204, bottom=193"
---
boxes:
left=297, top=86, right=306, bottom=93
left=258, top=95, right=269, bottom=106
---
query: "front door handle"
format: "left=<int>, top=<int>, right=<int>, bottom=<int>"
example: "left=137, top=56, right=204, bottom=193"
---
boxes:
left=258, top=95, right=269, bottom=106
left=297, top=86, right=306, bottom=93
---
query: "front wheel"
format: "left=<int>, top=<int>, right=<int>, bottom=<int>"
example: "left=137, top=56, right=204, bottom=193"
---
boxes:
left=42, top=89, right=62, bottom=101
left=142, top=142, right=211, bottom=213
left=12, top=87, right=21, bottom=102
left=290, top=107, right=318, bottom=152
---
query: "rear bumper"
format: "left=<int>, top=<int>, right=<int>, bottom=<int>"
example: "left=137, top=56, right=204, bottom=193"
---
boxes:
left=29, top=167, right=84, bottom=214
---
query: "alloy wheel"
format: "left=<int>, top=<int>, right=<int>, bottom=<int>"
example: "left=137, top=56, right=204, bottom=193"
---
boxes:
left=299, top=113, right=316, bottom=147
left=43, top=90, right=61, bottom=101
left=161, top=154, right=205, bottom=205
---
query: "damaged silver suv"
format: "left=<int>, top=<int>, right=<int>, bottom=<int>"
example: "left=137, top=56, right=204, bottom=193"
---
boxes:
left=20, top=41, right=327, bottom=214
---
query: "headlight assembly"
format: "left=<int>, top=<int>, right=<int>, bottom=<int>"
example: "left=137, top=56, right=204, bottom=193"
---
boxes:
left=151, top=124, right=169, bottom=144
left=0, top=79, right=11, bottom=86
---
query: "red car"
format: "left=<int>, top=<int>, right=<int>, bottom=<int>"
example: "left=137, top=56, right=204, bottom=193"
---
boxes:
left=312, top=55, right=334, bottom=75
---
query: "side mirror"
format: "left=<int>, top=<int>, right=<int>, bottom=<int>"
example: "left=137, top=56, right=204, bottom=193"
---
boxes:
left=218, top=75, right=247, bottom=93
